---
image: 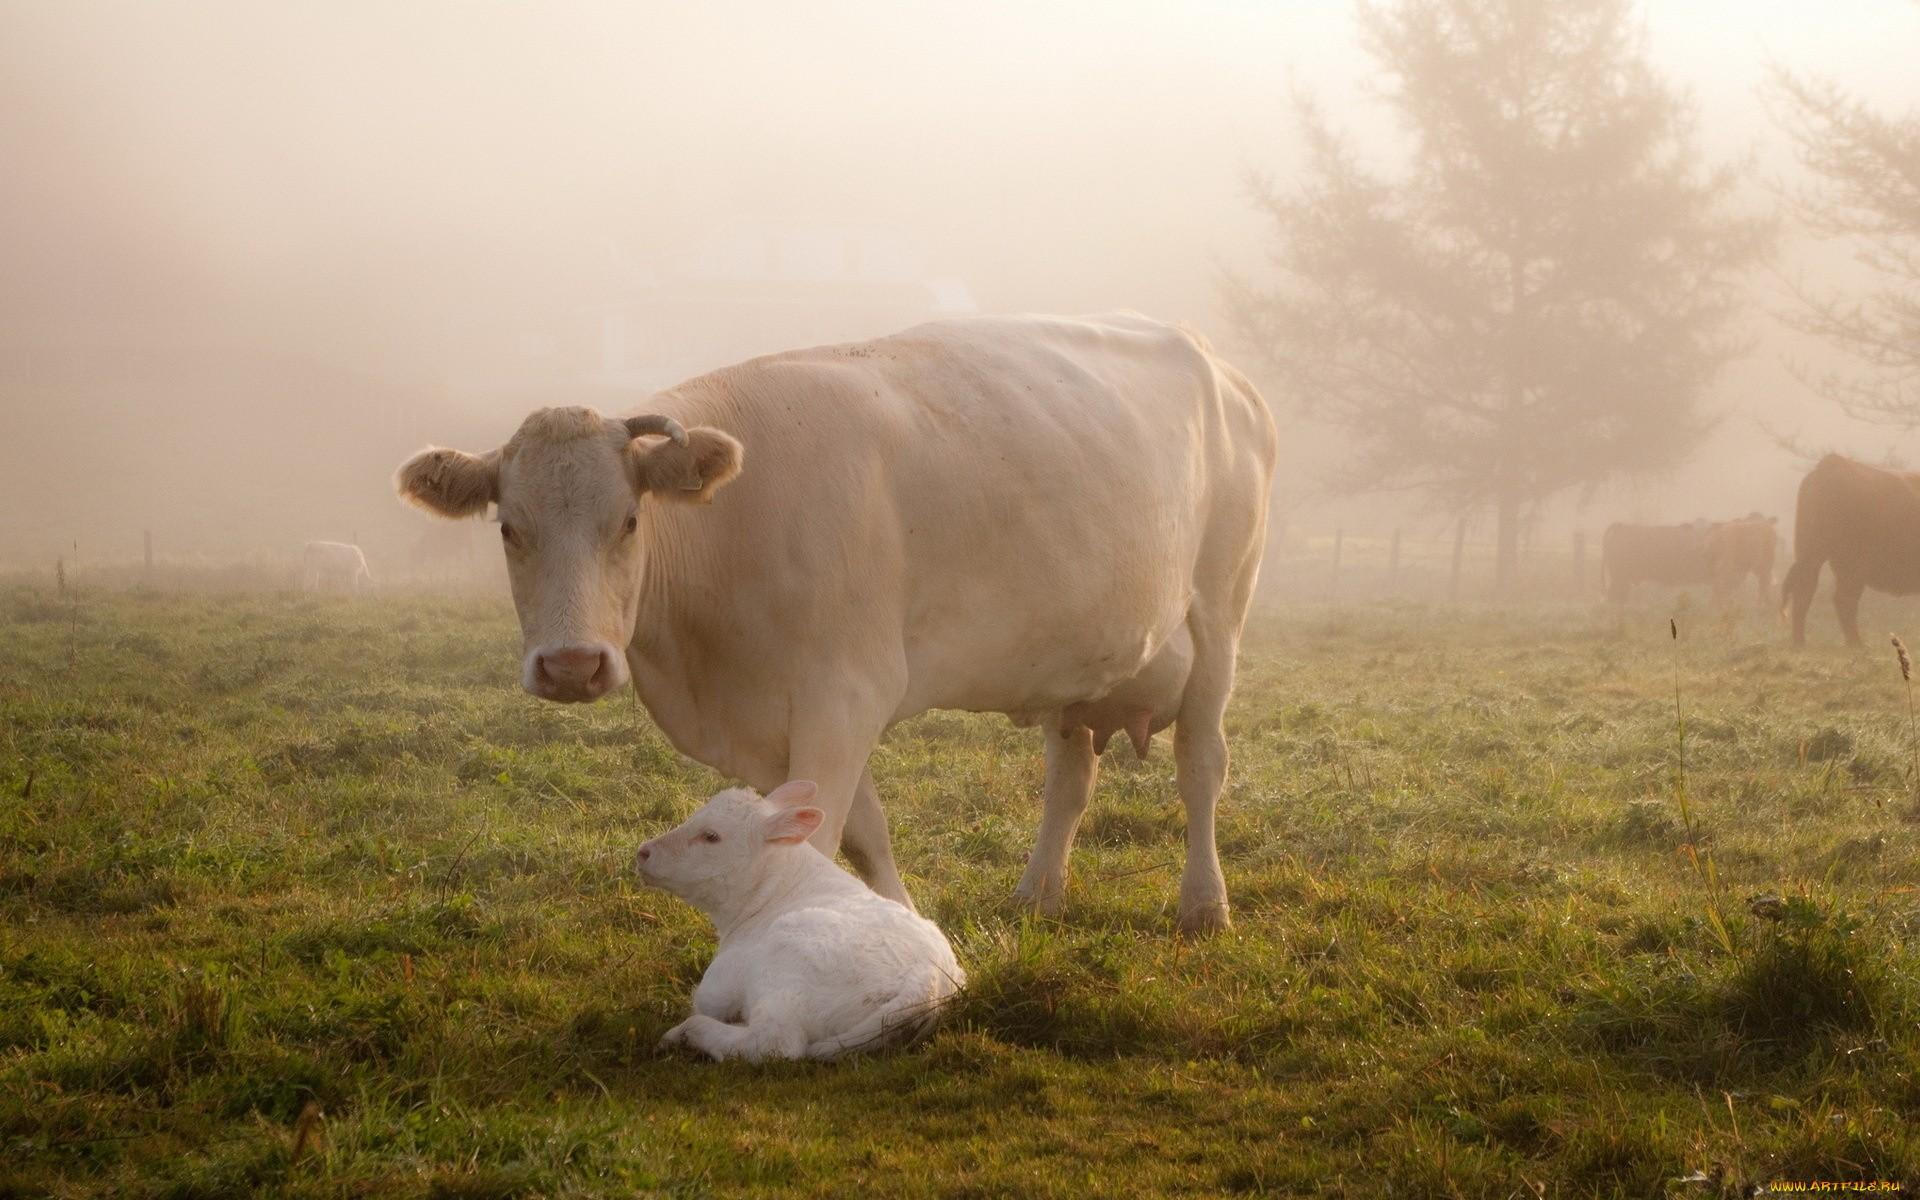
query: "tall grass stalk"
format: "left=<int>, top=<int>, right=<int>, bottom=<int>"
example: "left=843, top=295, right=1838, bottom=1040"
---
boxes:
left=1671, top=617, right=1737, bottom=957
left=1892, top=634, right=1915, bottom=811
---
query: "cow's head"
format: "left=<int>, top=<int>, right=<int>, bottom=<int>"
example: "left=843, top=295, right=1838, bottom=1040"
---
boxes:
left=395, top=406, right=742, bottom=702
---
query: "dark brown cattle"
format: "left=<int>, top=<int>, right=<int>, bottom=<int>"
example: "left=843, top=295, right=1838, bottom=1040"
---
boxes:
left=1705, top=514, right=1777, bottom=608
left=1600, top=521, right=1713, bottom=603
left=1781, top=454, right=1920, bottom=646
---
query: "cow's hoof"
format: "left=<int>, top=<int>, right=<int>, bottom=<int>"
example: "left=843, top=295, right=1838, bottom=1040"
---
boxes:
left=1176, top=902, right=1231, bottom=938
left=1011, top=882, right=1065, bottom=918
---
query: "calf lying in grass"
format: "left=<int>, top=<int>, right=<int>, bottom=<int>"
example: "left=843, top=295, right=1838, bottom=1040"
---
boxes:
left=636, top=780, right=965, bottom=1062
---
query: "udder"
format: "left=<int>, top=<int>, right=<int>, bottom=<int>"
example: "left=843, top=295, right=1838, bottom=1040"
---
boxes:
left=1057, top=627, right=1193, bottom=757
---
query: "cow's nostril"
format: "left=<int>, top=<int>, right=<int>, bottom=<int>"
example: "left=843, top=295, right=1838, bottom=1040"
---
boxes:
left=538, top=646, right=606, bottom=686
left=525, top=643, right=626, bottom=702
left=637, top=845, right=651, bottom=862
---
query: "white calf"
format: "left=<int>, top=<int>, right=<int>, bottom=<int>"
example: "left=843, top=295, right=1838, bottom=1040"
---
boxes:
left=636, top=780, right=964, bottom=1062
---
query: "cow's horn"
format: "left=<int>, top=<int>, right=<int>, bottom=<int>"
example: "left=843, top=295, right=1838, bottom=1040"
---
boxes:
left=624, top=414, right=689, bottom=446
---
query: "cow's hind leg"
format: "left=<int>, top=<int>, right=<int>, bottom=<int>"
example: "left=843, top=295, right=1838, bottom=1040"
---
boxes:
left=1172, top=609, right=1238, bottom=936
left=1014, top=725, right=1098, bottom=916
left=1834, top=571, right=1866, bottom=647
left=1783, top=558, right=1821, bottom=646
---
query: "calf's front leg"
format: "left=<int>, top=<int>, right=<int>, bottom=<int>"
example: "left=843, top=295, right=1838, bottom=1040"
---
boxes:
left=660, top=998, right=811, bottom=1062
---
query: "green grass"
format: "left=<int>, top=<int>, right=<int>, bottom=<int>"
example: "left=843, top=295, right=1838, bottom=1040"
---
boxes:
left=2, top=587, right=1917, bottom=1197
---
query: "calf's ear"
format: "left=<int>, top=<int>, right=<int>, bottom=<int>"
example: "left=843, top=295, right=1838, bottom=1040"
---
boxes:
left=764, top=806, right=824, bottom=845
left=629, top=427, right=743, bottom=504
left=396, top=447, right=499, bottom=518
left=765, top=780, right=819, bottom=807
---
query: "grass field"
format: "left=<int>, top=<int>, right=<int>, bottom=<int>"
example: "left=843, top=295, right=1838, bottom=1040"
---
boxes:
left=2, top=586, right=1917, bottom=1198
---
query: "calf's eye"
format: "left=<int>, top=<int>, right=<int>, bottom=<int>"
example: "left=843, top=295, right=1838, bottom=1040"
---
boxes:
left=699, top=830, right=721, bottom=844
left=500, top=523, right=516, bottom=544
left=622, top=514, right=638, bottom=536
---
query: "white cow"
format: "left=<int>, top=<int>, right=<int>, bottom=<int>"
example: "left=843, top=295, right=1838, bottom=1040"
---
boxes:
left=396, top=313, right=1276, bottom=933
left=301, top=541, right=373, bottom=593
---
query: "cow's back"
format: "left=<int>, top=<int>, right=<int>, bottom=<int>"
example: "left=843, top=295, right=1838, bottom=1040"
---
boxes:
left=1603, top=523, right=1710, bottom=587
left=1798, top=455, right=1920, bottom=594
left=630, top=313, right=1276, bottom=736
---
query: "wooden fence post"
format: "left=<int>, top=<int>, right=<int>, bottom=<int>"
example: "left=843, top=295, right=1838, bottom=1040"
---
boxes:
left=1448, top=517, right=1467, bottom=603
left=1329, top=528, right=1344, bottom=599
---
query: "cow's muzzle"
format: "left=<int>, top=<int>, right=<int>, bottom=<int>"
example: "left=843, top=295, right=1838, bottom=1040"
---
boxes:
left=523, top=642, right=627, bottom=702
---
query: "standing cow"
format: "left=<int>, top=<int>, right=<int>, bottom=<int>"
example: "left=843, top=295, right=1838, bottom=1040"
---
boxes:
left=1782, top=454, right=1920, bottom=646
left=302, top=541, right=373, bottom=593
left=396, top=313, right=1276, bottom=933
left=1599, top=521, right=1712, bottom=604
left=1705, top=514, right=1777, bottom=609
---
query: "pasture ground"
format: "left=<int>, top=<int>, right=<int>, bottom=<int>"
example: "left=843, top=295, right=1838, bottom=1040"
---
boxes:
left=1, top=586, right=1917, bottom=1198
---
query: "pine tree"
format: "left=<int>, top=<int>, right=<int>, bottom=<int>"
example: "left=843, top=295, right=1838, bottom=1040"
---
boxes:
left=1225, top=0, right=1769, bottom=594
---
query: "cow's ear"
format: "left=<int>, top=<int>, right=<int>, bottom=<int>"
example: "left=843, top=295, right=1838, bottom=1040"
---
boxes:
left=396, top=447, right=499, bottom=518
left=628, top=427, right=743, bottom=504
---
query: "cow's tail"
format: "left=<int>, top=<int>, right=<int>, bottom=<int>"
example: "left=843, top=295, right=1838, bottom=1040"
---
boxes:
left=1778, top=557, right=1820, bottom=624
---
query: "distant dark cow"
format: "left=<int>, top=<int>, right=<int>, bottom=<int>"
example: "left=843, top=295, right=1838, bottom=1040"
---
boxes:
left=1600, top=521, right=1712, bottom=603
left=1781, top=454, right=1920, bottom=646
left=1705, top=514, right=1777, bottom=607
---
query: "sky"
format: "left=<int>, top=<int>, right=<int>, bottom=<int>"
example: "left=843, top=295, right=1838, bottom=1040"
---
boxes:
left=1, top=0, right=1916, bottom=566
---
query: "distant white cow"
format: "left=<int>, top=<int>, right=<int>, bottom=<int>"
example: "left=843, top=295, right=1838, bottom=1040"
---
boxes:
left=638, top=780, right=964, bottom=1062
left=302, top=541, right=373, bottom=593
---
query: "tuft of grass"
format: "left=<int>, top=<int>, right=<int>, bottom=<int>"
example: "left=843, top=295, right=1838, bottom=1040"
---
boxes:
left=1721, top=896, right=1892, bottom=1040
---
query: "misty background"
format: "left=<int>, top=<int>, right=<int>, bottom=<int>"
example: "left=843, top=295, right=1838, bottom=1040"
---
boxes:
left=2, top=0, right=1915, bottom=585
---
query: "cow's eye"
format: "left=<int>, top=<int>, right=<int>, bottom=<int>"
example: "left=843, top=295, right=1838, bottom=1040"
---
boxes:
left=699, top=830, right=721, bottom=844
left=500, top=523, right=517, bottom=545
left=622, top=513, right=638, bottom=536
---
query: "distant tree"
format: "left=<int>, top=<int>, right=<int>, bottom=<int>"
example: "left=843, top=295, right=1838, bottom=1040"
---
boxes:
left=1770, top=67, right=1920, bottom=425
left=1224, top=0, right=1769, bottom=595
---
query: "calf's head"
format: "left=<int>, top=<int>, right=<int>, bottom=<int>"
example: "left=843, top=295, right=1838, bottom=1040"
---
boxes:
left=395, top=406, right=742, bottom=701
left=633, top=781, right=824, bottom=912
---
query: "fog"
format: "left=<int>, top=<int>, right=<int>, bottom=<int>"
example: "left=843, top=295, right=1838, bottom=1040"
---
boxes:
left=2, top=0, right=1916, bottom=584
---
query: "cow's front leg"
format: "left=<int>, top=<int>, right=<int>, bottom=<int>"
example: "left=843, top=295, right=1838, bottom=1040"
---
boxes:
left=783, top=741, right=902, bottom=898
left=774, top=674, right=911, bottom=904
left=841, top=768, right=913, bottom=908
left=1015, top=724, right=1098, bottom=916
